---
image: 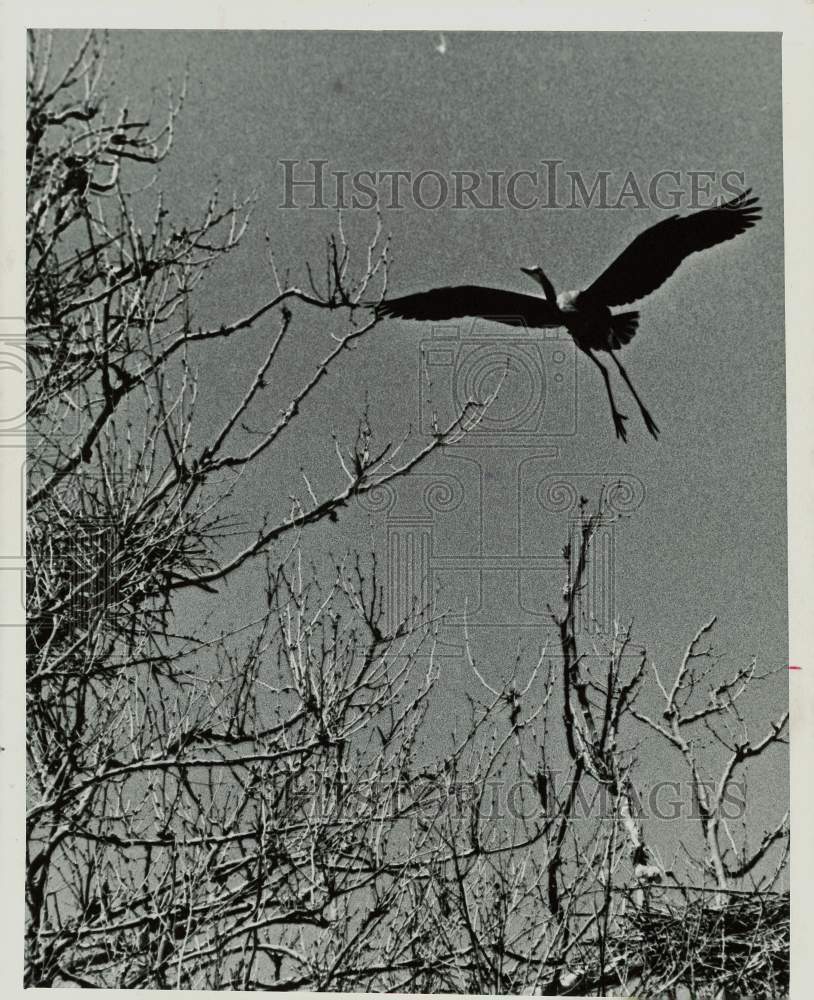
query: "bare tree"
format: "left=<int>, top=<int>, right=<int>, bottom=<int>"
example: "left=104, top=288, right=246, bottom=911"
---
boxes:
left=535, top=504, right=789, bottom=997
left=25, top=29, right=486, bottom=988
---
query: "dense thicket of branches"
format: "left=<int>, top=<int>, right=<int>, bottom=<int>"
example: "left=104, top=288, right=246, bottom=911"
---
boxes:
left=25, top=30, right=789, bottom=995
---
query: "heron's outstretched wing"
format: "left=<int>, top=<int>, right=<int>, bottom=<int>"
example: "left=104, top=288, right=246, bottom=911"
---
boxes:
left=584, top=190, right=762, bottom=308
left=376, top=285, right=562, bottom=328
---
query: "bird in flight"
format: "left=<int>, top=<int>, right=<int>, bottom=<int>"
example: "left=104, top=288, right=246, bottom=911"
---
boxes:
left=375, top=190, right=761, bottom=442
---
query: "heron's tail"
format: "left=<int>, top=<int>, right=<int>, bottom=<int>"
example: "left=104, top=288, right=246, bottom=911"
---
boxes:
left=608, top=311, right=639, bottom=350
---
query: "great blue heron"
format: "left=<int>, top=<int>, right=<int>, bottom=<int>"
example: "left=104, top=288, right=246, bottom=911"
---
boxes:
left=375, top=190, right=761, bottom=442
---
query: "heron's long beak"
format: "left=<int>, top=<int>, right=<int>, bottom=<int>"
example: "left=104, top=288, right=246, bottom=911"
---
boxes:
left=520, top=266, right=537, bottom=277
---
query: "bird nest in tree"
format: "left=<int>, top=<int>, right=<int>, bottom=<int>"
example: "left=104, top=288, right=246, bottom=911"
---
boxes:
left=607, top=889, right=789, bottom=998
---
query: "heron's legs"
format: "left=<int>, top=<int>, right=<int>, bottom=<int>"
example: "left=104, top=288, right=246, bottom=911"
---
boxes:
left=608, top=352, right=660, bottom=440
left=583, top=348, right=628, bottom=442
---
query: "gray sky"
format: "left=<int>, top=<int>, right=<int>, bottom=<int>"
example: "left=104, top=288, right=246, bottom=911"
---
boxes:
left=83, top=30, right=787, bottom=857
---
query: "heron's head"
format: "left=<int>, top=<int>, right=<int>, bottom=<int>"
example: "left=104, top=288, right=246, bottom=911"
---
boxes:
left=520, top=265, right=546, bottom=284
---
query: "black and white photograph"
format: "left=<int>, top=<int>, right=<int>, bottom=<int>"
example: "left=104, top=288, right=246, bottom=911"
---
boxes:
left=3, top=4, right=814, bottom=997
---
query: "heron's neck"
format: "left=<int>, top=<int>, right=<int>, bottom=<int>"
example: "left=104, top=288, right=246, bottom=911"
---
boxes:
left=537, top=272, right=557, bottom=302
